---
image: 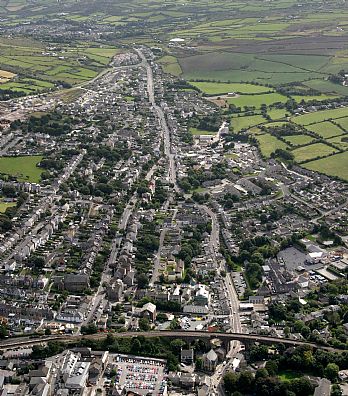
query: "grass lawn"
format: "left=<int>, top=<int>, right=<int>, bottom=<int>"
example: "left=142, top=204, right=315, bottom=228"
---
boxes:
left=284, top=134, right=315, bottom=146
left=0, top=155, right=43, bottom=183
left=303, top=151, right=348, bottom=181
left=305, top=121, right=344, bottom=139
left=189, top=81, right=272, bottom=95
left=190, top=127, right=216, bottom=135
left=0, top=202, right=16, bottom=213
left=255, top=133, right=289, bottom=158
left=292, top=143, right=338, bottom=163
left=278, top=370, right=303, bottom=381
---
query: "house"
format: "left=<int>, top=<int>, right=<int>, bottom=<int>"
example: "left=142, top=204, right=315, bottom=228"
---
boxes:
left=343, top=323, right=348, bottom=335
left=195, top=284, right=210, bottom=306
left=89, top=359, right=102, bottom=385
left=314, top=378, right=331, bottom=396
left=202, top=349, right=218, bottom=372
left=140, top=302, right=157, bottom=322
left=107, top=279, right=124, bottom=302
left=63, top=274, right=90, bottom=292
left=181, top=349, right=194, bottom=365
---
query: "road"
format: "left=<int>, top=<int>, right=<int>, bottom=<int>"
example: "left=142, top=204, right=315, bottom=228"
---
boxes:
left=199, top=205, right=242, bottom=394
left=136, top=48, right=178, bottom=190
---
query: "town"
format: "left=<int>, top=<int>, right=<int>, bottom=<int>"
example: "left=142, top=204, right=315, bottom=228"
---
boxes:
left=0, top=43, right=346, bottom=396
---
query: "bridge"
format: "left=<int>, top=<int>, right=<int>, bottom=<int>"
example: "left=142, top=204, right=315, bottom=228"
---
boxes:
left=0, top=331, right=342, bottom=353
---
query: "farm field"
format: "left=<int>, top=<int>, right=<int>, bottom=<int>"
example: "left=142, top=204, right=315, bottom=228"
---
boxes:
left=335, top=117, right=348, bottom=131
left=231, top=115, right=266, bottom=132
left=255, top=133, right=289, bottom=158
left=0, top=155, right=43, bottom=183
left=327, top=136, right=348, bottom=150
left=188, top=81, right=273, bottom=95
left=158, top=55, right=182, bottom=76
left=292, top=107, right=348, bottom=126
left=304, top=151, right=348, bottom=181
left=227, top=92, right=288, bottom=109
left=283, top=135, right=315, bottom=146
left=291, top=143, right=338, bottom=163
left=291, top=94, right=339, bottom=103
left=267, top=109, right=289, bottom=121
left=0, top=37, right=120, bottom=94
left=304, top=121, right=344, bottom=139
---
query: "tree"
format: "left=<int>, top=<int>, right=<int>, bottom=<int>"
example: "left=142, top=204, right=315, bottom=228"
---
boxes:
left=324, top=363, right=339, bottom=382
left=331, top=384, right=343, bottom=396
left=255, top=368, right=269, bottom=379
left=137, top=273, right=149, bottom=289
left=170, top=339, right=185, bottom=354
left=265, top=360, right=278, bottom=376
left=237, top=371, right=254, bottom=393
left=139, top=317, right=150, bottom=331
left=0, top=324, right=8, bottom=338
left=224, top=371, right=238, bottom=393
left=131, top=337, right=142, bottom=353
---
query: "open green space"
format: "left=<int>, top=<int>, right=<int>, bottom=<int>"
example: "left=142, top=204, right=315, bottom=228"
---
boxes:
left=0, top=202, right=16, bottom=213
left=190, top=127, right=216, bottom=135
left=335, top=117, right=348, bottom=131
left=292, top=107, right=348, bottom=126
left=291, top=143, right=338, bottom=163
left=278, top=371, right=303, bottom=381
left=267, top=109, right=289, bottom=120
left=231, top=115, right=266, bottom=132
left=0, top=155, right=43, bottom=183
left=327, top=135, right=348, bottom=150
left=188, top=81, right=272, bottom=95
left=227, top=92, right=288, bottom=109
left=283, top=135, right=315, bottom=146
left=255, top=133, right=289, bottom=158
left=305, top=121, right=344, bottom=139
left=0, top=37, right=119, bottom=94
left=303, top=151, right=348, bottom=181
left=158, top=55, right=182, bottom=76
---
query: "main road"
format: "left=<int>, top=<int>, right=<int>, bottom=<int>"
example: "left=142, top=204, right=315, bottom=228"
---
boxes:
left=135, top=48, right=178, bottom=190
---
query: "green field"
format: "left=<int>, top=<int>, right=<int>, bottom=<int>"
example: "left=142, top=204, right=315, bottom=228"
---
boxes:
left=267, top=109, right=289, bottom=121
left=255, top=133, right=289, bottom=158
left=231, top=115, right=266, bottom=132
left=291, top=94, right=339, bottom=103
left=284, top=135, right=315, bottom=146
left=158, top=55, right=182, bottom=76
left=190, top=127, right=216, bottom=135
left=227, top=92, right=288, bottom=109
left=292, top=107, right=348, bottom=126
left=304, top=151, right=348, bottom=181
left=0, top=155, right=43, bottom=183
left=292, top=143, right=338, bottom=163
left=327, top=135, right=348, bottom=150
left=305, top=121, right=344, bottom=139
left=0, top=202, right=16, bottom=213
left=0, top=37, right=120, bottom=94
left=335, top=117, right=348, bottom=131
left=188, top=81, right=272, bottom=95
